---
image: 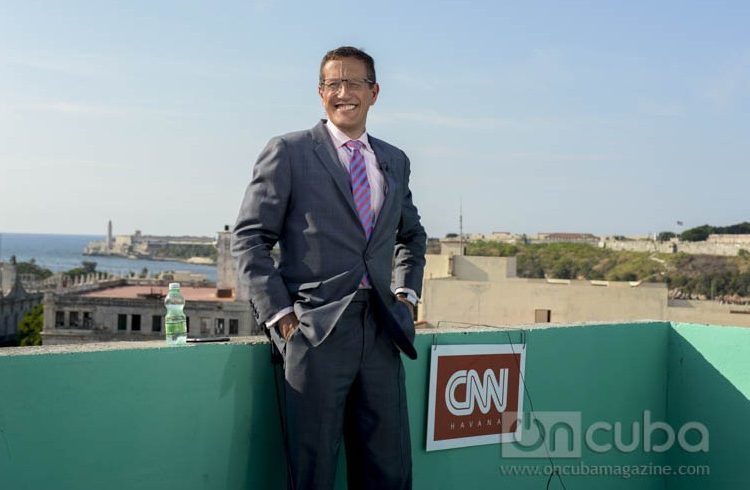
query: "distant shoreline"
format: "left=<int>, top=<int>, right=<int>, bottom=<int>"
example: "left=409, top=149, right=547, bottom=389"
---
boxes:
left=83, top=252, right=216, bottom=266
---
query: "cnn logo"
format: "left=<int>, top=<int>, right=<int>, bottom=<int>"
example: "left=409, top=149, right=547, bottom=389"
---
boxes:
left=445, top=368, right=509, bottom=416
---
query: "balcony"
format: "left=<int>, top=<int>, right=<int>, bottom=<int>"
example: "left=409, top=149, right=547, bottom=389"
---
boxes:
left=1, top=321, right=748, bottom=489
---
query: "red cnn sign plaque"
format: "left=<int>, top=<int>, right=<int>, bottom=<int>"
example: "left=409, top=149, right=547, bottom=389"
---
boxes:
left=426, top=344, right=526, bottom=451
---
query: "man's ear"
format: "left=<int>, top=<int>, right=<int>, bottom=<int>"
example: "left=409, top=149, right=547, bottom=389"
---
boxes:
left=370, top=82, right=380, bottom=106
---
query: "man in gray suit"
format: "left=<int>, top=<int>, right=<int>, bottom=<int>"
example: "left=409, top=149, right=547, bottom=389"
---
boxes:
left=232, top=46, right=426, bottom=490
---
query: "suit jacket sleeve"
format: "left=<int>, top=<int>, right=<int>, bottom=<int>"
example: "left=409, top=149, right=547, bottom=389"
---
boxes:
left=231, top=137, right=293, bottom=325
left=393, top=152, right=427, bottom=295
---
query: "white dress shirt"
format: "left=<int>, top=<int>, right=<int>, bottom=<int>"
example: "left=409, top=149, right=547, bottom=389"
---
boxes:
left=324, top=121, right=386, bottom=219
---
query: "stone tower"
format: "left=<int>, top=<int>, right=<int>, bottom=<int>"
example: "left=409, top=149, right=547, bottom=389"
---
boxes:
left=106, top=220, right=113, bottom=250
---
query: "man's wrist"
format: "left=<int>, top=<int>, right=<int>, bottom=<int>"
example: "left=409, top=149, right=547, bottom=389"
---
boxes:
left=265, top=306, right=295, bottom=328
left=395, top=288, right=419, bottom=306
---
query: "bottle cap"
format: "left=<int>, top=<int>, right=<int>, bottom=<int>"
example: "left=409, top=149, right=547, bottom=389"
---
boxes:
left=168, top=282, right=180, bottom=290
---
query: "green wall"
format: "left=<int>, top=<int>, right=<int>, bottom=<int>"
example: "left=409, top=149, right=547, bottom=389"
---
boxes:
left=1, top=321, right=745, bottom=489
left=0, top=344, right=285, bottom=490
left=666, top=323, right=750, bottom=490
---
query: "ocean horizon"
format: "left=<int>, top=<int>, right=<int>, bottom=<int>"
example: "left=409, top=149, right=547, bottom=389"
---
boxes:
left=0, top=232, right=217, bottom=282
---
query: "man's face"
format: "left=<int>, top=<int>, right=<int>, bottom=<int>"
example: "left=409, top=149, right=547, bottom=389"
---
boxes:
left=319, top=57, right=379, bottom=138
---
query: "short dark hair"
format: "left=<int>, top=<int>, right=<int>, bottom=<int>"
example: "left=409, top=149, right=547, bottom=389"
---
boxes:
left=319, top=46, right=376, bottom=84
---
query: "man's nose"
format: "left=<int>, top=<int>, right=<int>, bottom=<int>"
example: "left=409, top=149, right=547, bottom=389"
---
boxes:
left=336, top=82, right=350, bottom=96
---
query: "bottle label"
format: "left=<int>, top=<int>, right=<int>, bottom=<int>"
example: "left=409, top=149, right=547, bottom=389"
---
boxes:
left=165, top=318, right=187, bottom=336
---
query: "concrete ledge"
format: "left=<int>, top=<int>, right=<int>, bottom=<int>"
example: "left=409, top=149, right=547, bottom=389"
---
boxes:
left=0, top=335, right=268, bottom=357
left=2, top=321, right=671, bottom=357
left=3, top=320, right=686, bottom=357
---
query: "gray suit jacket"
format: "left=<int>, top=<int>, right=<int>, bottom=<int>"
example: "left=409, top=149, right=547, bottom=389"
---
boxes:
left=232, top=120, right=426, bottom=359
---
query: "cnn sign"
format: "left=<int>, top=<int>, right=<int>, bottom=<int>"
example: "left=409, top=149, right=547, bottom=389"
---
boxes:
left=426, top=344, right=526, bottom=451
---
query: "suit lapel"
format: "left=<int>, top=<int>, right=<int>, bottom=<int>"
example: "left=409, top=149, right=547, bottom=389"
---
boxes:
left=310, top=121, right=361, bottom=223
left=369, top=137, right=398, bottom=241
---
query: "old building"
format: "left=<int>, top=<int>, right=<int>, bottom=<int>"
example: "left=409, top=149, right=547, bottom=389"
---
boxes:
left=419, top=254, right=750, bottom=328
left=0, top=258, right=43, bottom=345
left=42, top=282, right=256, bottom=345
left=42, top=228, right=259, bottom=345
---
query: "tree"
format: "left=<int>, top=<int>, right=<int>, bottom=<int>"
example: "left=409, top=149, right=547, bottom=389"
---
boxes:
left=466, top=240, right=518, bottom=257
left=82, top=261, right=97, bottom=273
left=64, top=261, right=98, bottom=278
left=717, top=222, right=750, bottom=235
left=16, top=260, right=53, bottom=280
left=657, top=231, right=676, bottom=242
left=680, top=225, right=713, bottom=242
left=17, top=304, right=43, bottom=346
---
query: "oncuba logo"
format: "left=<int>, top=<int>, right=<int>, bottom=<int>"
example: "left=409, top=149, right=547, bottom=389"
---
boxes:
left=426, top=344, right=526, bottom=451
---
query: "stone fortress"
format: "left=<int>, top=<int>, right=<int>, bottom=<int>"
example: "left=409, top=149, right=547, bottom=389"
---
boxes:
left=464, top=230, right=750, bottom=257
left=84, top=220, right=216, bottom=264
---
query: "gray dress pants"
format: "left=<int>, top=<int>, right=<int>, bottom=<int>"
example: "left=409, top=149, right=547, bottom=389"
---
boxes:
left=283, top=290, right=412, bottom=490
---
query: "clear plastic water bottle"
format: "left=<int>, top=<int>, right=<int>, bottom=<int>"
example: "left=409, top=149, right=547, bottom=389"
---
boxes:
left=164, top=282, right=187, bottom=345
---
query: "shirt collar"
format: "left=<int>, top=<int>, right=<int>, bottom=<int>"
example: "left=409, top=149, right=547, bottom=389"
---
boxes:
left=324, top=120, right=372, bottom=153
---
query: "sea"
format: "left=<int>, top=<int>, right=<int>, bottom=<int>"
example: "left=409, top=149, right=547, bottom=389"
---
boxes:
left=0, top=233, right=217, bottom=282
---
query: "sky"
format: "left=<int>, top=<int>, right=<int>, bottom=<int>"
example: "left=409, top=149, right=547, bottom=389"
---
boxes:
left=1, top=0, right=748, bottom=238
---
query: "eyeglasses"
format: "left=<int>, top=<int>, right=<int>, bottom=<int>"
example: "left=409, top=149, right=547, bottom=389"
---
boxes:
left=319, top=78, right=374, bottom=93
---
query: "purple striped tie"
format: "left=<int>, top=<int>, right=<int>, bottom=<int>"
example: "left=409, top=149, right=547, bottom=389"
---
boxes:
left=346, top=140, right=373, bottom=286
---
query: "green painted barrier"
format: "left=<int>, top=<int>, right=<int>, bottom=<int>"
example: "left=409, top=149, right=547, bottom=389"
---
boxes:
left=1, top=321, right=746, bottom=489
left=666, top=323, right=750, bottom=490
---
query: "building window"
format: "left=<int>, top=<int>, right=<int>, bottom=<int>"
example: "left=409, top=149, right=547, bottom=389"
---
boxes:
left=152, top=315, right=162, bottom=332
left=200, top=317, right=211, bottom=335
left=83, top=312, right=93, bottom=329
left=229, top=319, right=239, bottom=335
left=186, top=316, right=190, bottom=333
left=69, top=311, right=79, bottom=328
left=118, top=314, right=127, bottom=330
left=131, top=314, right=141, bottom=331
left=56, top=311, right=65, bottom=328
left=534, top=309, right=552, bottom=323
left=215, top=318, right=225, bottom=335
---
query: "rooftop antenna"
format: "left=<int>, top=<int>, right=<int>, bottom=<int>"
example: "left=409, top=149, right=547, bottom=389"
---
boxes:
left=459, top=199, right=464, bottom=256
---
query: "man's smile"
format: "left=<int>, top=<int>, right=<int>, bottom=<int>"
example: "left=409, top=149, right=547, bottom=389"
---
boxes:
left=335, top=103, right=358, bottom=112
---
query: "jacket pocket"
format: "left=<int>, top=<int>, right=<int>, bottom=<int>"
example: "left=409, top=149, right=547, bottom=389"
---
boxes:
left=287, top=281, right=322, bottom=295
left=297, top=281, right=322, bottom=291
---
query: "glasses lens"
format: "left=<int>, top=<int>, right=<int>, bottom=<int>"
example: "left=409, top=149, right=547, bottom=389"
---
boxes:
left=322, top=79, right=369, bottom=92
left=324, top=80, right=342, bottom=92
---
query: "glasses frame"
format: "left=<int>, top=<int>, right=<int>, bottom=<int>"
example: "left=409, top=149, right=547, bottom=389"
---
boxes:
left=319, top=78, right=375, bottom=93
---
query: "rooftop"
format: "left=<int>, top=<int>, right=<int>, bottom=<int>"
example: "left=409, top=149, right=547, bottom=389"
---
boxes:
left=80, top=285, right=235, bottom=302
